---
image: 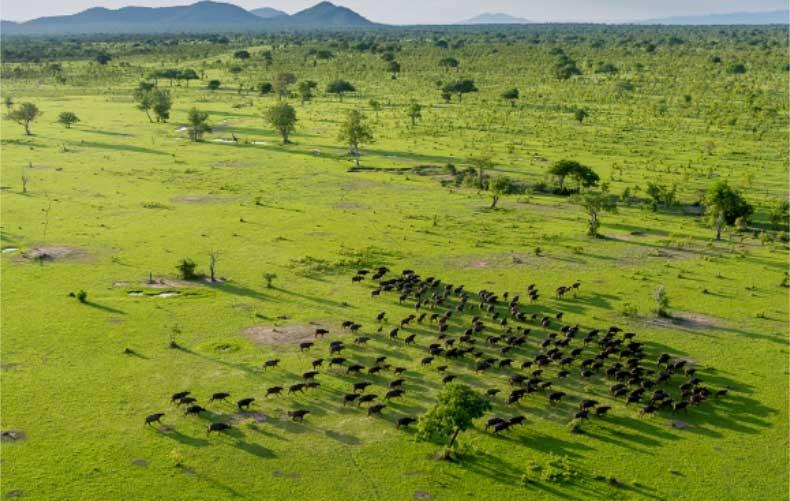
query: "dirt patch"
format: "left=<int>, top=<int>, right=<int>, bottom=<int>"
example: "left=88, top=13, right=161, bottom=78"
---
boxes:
left=334, top=201, right=369, bottom=210
left=132, top=459, right=148, bottom=467
left=243, top=324, right=328, bottom=345
left=114, top=277, right=195, bottom=289
left=21, top=245, right=85, bottom=262
left=171, top=195, right=230, bottom=204
left=645, top=312, right=724, bottom=331
left=1, top=430, right=25, bottom=442
left=414, top=492, right=433, bottom=501
left=671, top=421, right=691, bottom=429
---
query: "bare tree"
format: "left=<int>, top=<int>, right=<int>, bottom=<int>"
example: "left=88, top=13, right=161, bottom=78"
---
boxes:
left=208, top=250, right=219, bottom=282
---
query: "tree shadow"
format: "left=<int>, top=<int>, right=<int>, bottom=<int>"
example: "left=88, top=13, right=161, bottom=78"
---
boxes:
left=235, top=440, right=276, bottom=458
left=84, top=301, right=126, bottom=315
left=76, top=140, right=169, bottom=156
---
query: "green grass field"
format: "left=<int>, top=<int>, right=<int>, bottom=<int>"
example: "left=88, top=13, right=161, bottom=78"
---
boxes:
left=1, top=27, right=788, bottom=500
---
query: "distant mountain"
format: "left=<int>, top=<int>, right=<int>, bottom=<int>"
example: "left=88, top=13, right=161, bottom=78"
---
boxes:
left=0, top=1, right=375, bottom=35
left=457, top=12, right=531, bottom=25
left=250, top=6, right=288, bottom=19
left=289, top=1, right=374, bottom=26
left=639, top=10, right=789, bottom=25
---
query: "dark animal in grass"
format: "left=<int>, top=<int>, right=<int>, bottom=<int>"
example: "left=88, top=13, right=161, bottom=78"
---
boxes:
left=315, top=328, right=329, bottom=338
left=329, top=357, right=346, bottom=367
left=421, top=357, right=434, bottom=366
left=368, top=404, right=385, bottom=416
left=595, top=406, right=612, bottom=417
left=672, top=401, right=688, bottom=414
left=343, top=393, right=360, bottom=406
left=354, top=336, right=370, bottom=344
left=376, top=311, right=386, bottom=322
left=312, top=358, right=324, bottom=369
left=207, top=422, right=232, bottom=435
left=393, top=367, right=407, bottom=375
left=145, top=413, right=165, bottom=426
left=178, top=396, right=197, bottom=406
left=369, top=366, right=384, bottom=375
left=210, top=392, right=230, bottom=403
left=389, top=379, right=405, bottom=389
left=353, top=381, right=372, bottom=393
left=640, top=404, right=657, bottom=416
left=300, top=342, right=314, bottom=352
left=396, top=417, right=417, bottom=430
left=265, top=386, right=283, bottom=397
left=509, top=415, right=527, bottom=426
left=384, top=389, right=404, bottom=400
left=358, top=394, right=378, bottom=406
left=289, top=409, right=310, bottom=422
left=302, top=371, right=319, bottom=380
left=715, top=389, right=729, bottom=398
left=574, top=410, right=589, bottom=420
left=404, top=334, right=416, bottom=344
left=263, top=359, right=280, bottom=370
left=442, top=375, right=457, bottom=384
left=288, top=383, right=306, bottom=394
left=347, top=364, right=365, bottom=374
left=549, top=392, right=566, bottom=404
left=237, top=398, right=255, bottom=410
left=171, top=391, right=190, bottom=403
left=579, top=399, right=598, bottom=410
left=305, top=381, right=320, bottom=390
left=389, top=328, right=399, bottom=340
left=184, top=405, right=206, bottom=416
left=493, top=422, right=511, bottom=434
left=485, top=417, right=505, bottom=431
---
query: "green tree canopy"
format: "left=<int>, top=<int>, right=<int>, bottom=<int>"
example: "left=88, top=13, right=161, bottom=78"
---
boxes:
left=417, top=384, right=491, bottom=458
left=338, top=109, right=373, bottom=166
left=7, top=102, right=40, bottom=135
left=704, top=181, right=753, bottom=240
left=501, top=88, right=519, bottom=107
left=57, top=111, right=80, bottom=128
left=327, top=79, right=356, bottom=102
left=186, top=107, right=211, bottom=142
left=265, top=102, right=297, bottom=144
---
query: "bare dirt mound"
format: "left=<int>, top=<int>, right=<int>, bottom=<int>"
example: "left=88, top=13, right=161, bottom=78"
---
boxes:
left=644, top=312, right=724, bottom=331
left=1, top=430, right=26, bottom=442
left=242, top=324, right=329, bottom=345
left=21, top=245, right=85, bottom=262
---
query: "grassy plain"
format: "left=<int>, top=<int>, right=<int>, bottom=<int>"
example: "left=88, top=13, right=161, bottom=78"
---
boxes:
left=1, top=27, right=788, bottom=500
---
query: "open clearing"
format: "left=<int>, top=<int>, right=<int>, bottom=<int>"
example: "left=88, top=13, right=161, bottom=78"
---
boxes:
left=0, top=22, right=788, bottom=501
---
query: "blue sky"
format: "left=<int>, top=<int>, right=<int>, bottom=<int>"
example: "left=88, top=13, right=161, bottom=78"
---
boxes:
left=2, top=0, right=787, bottom=24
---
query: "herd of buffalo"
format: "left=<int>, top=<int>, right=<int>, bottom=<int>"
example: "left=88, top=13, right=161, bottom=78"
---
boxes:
left=145, top=267, right=728, bottom=438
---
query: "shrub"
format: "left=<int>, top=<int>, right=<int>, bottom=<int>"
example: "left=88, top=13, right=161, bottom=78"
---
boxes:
left=76, top=290, right=88, bottom=303
left=654, top=286, right=670, bottom=317
left=263, top=272, right=277, bottom=288
left=620, top=302, right=638, bottom=317
left=176, top=258, right=198, bottom=280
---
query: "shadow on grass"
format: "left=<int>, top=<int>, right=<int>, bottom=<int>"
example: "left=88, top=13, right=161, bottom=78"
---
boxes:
left=84, top=301, right=126, bottom=315
left=77, top=140, right=169, bottom=156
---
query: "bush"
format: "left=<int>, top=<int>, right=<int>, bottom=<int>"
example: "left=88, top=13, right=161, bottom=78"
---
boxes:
left=654, top=286, right=670, bottom=317
left=726, top=63, right=746, bottom=74
left=76, top=290, right=88, bottom=303
left=176, top=258, right=198, bottom=280
left=620, top=302, right=638, bottom=317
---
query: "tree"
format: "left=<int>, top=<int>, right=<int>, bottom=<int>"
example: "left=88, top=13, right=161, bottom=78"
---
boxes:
left=489, top=176, right=518, bottom=209
left=297, top=81, right=317, bottom=104
left=327, top=79, right=356, bottom=102
left=178, top=69, right=199, bottom=87
left=338, top=109, right=374, bottom=166
left=575, top=192, right=617, bottom=236
left=208, top=251, right=219, bottom=282
left=265, top=102, right=297, bottom=144
left=7, top=102, right=40, bottom=135
left=548, top=160, right=598, bottom=193
left=387, top=60, right=401, bottom=79
left=439, top=57, right=459, bottom=71
left=57, top=111, right=80, bottom=128
left=407, top=100, right=423, bottom=126
left=501, top=88, right=519, bottom=107
left=4, top=96, right=14, bottom=110
left=704, top=181, right=753, bottom=240
left=273, top=72, right=297, bottom=100
left=186, top=108, right=211, bottom=142
left=207, top=79, right=221, bottom=91
left=417, top=384, right=490, bottom=459
left=574, top=108, right=588, bottom=124
left=151, top=89, right=172, bottom=123
left=95, top=53, right=112, bottom=65
left=368, top=99, right=382, bottom=117
left=443, top=79, right=478, bottom=102
left=258, top=82, right=273, bottom=95
left=233, top=50, right=251, bottom=60
left=468, top=155, right=494, bottom=189
left=176, top=259, right=198, bottom=280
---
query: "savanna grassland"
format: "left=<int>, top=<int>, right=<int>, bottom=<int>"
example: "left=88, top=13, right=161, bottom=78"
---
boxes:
left=1, top=26, right=789, bottom=500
